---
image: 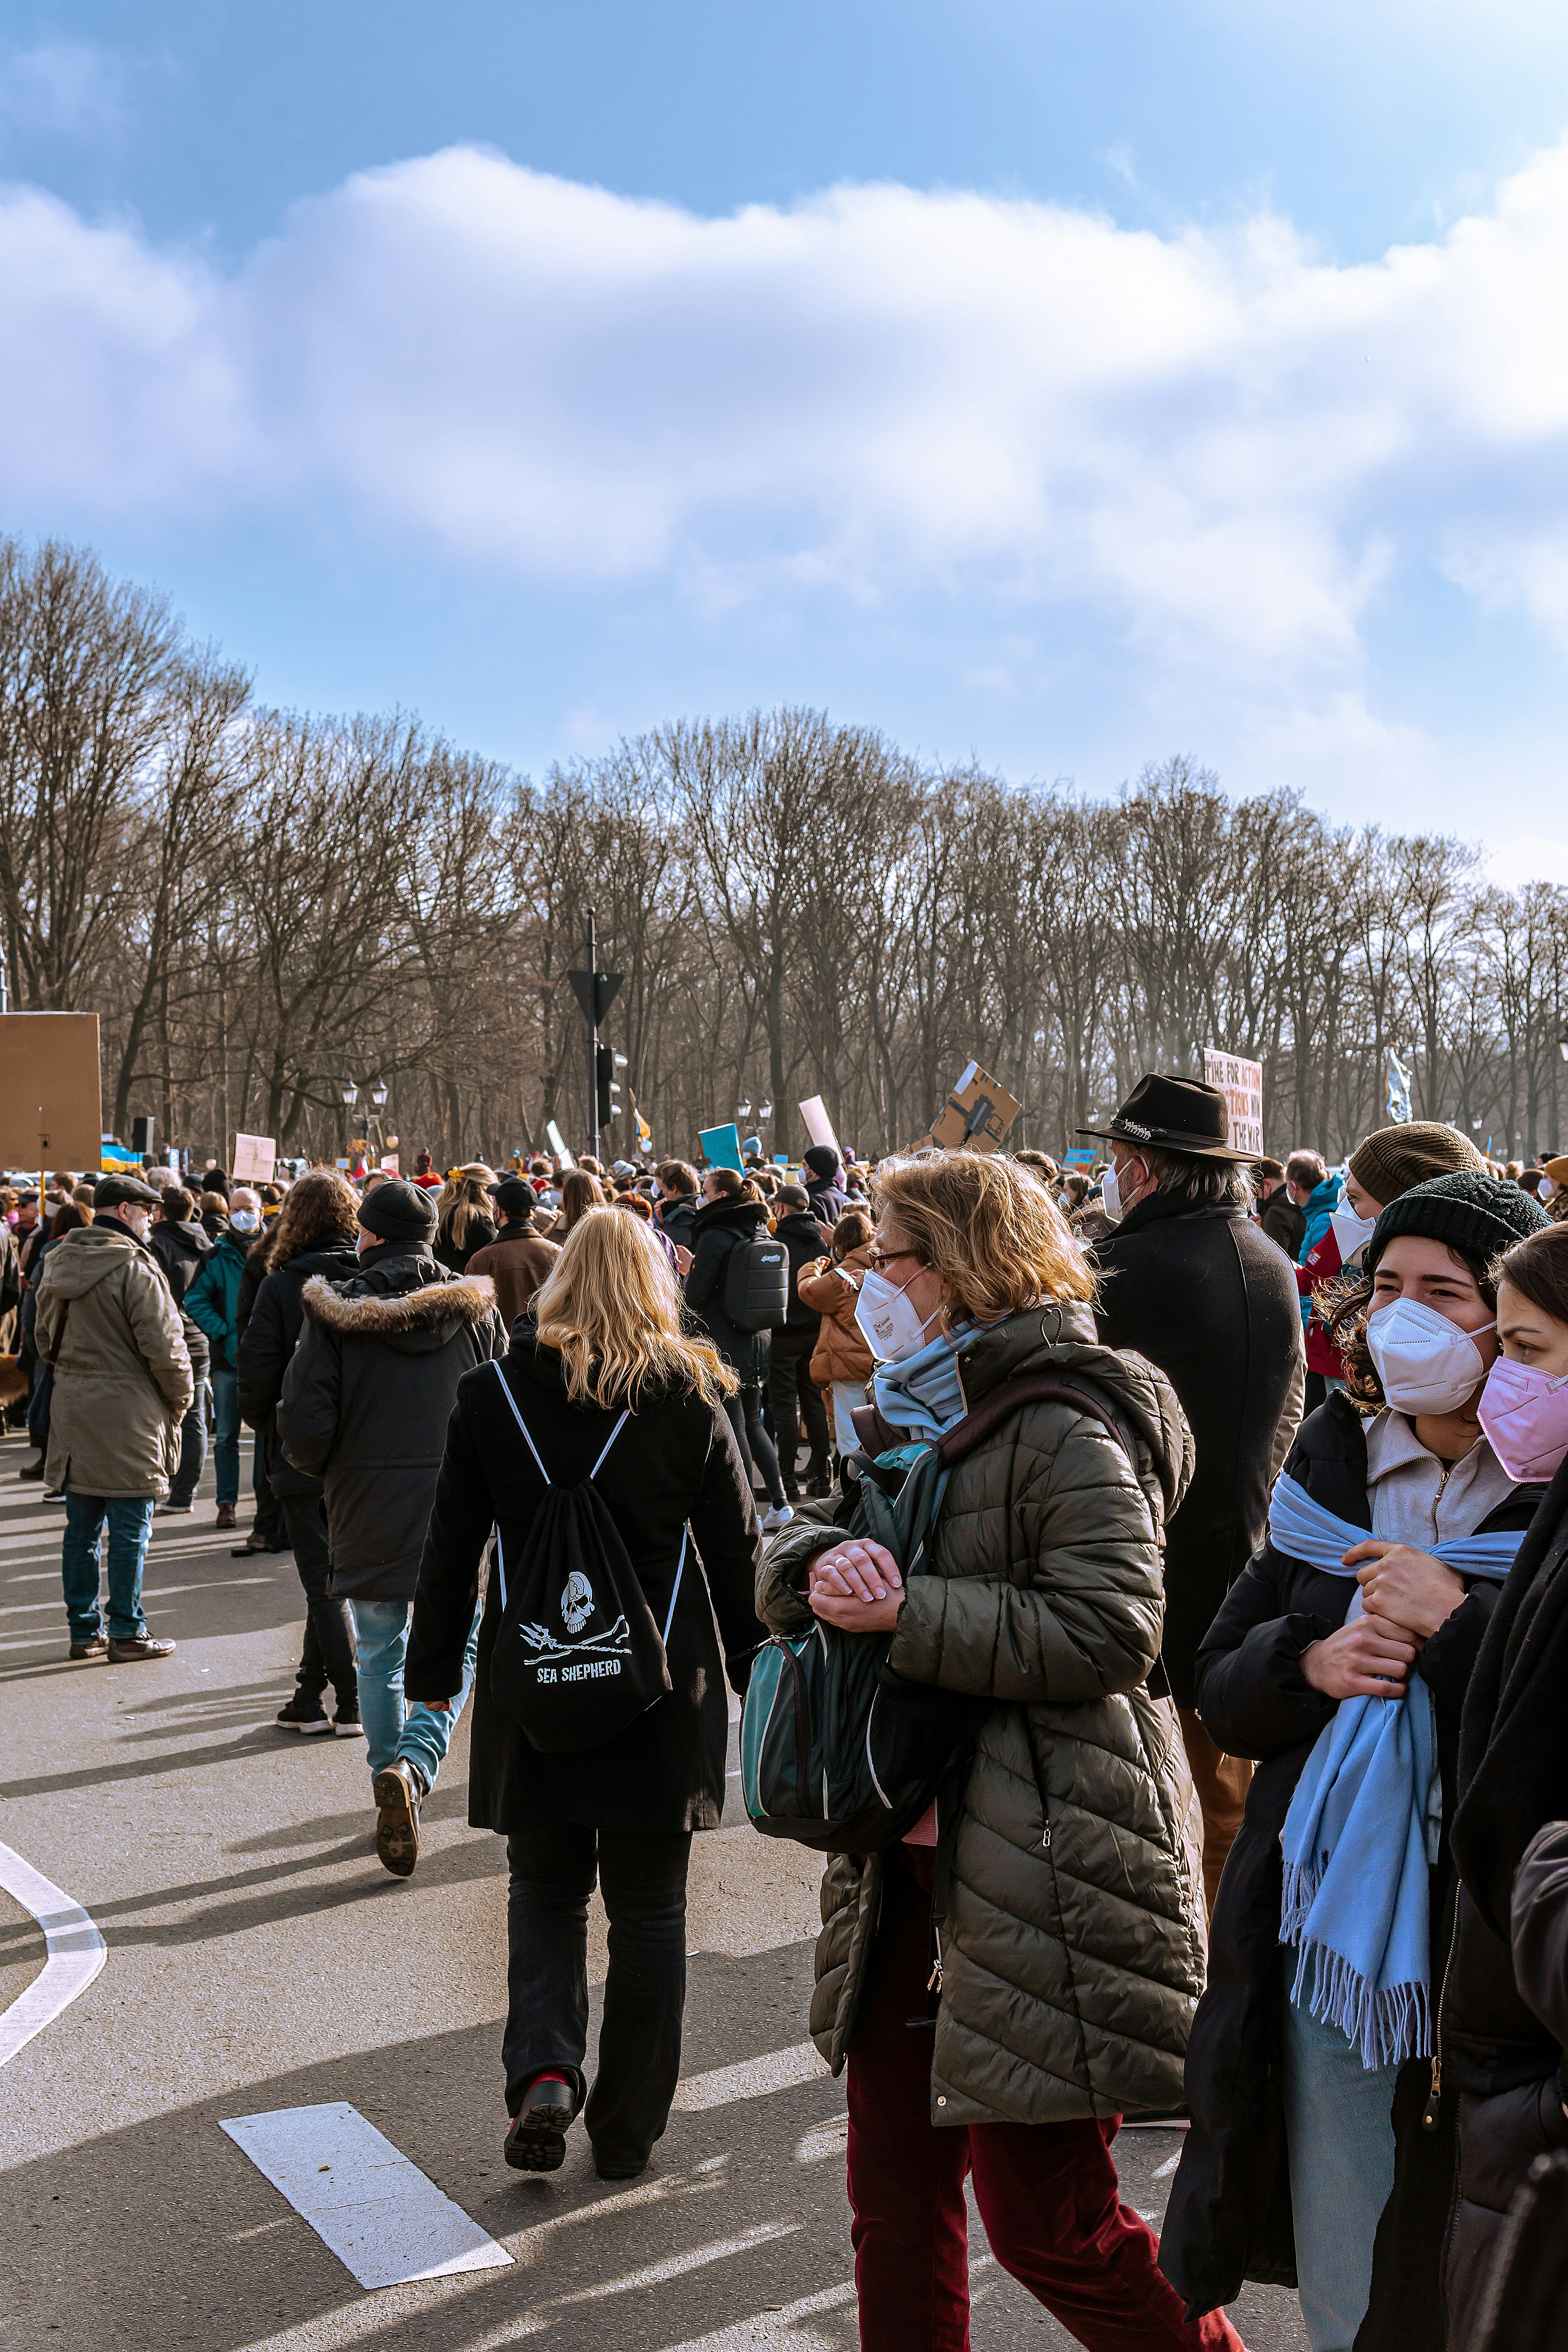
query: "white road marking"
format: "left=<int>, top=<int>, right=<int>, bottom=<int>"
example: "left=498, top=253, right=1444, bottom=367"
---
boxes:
left=0, top=1838, right=107, bottom=2067
left=220, top=2103, right=513, bottom=2290
left=671, top=2041, right=828, bottom=2112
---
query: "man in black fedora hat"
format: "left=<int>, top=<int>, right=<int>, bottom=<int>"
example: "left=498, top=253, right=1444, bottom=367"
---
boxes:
left=1082, top=1073, right=1303, bottom=1909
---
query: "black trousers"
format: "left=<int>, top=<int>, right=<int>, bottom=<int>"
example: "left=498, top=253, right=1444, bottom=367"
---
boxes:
left=724, top=1385, right=785, bottom=1507
left=282, top=1490, right=358, bottom=1706
left=503, top=1820, right=692, bottom=2170
left=768, top=1328, right=830, bottom=1490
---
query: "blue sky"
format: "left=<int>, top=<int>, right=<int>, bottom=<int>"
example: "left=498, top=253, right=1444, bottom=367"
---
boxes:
left=4, top=2, right=1568, bottom=873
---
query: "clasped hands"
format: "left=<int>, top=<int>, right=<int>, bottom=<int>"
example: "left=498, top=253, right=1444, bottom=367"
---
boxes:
left=1300, top=1541, right=1467, bottom=1702
left=807, top=1538, right=904, bottom=1634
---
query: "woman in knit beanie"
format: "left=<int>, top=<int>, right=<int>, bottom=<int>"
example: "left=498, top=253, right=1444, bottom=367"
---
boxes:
left=1171, top=1170, right=1549, bottom=2352
left=1296, top=1122, right=1489, bottom=1413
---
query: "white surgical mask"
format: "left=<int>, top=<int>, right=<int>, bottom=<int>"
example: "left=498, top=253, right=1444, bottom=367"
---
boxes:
left=229, top=1209, right=260, bottom=1233
left=1100, top=1155, right=1144, bottom=1227
left=1365, top=1295, right=1495, bottom=1415
left=1542, top=1178, right=1557, bottom=1204
left=854, top=1268, right=941, bottom=1363
left=1329, top=1204, right=1378, bottom=1266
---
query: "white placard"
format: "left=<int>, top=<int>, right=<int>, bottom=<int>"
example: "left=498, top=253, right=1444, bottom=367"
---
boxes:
left=1202, top=1051, right=1264, bottom=1156
left=232, top=1132, right=277, bottom=1184
left=380, top=1152, right=399, bottom=1175
left=797, top=1095, right=840, bottom=1153
left=546, top=1119, right=576, bottom=1168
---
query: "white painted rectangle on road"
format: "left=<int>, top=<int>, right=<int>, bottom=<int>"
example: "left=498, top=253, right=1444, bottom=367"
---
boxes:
left=220, top=2103, right=512, bottom=2290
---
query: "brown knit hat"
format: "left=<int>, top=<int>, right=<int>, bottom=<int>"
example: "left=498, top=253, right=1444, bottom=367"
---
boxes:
left=1348, top=1120, right=1486, bottom=1210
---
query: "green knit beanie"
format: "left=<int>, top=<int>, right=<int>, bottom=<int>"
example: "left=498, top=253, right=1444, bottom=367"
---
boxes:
left=1365, top=1171, right=1548, bottom=1275
left=1348, top=1120, right=1486, bottom=1209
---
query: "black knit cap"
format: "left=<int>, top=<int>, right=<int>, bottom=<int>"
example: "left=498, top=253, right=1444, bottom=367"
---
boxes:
left=1365, top=1170, right=1548, bottom=1274
left=356, top=1176, right=437, bottom=1243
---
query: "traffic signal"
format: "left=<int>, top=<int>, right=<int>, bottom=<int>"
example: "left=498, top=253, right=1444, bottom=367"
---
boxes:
left=596, top=1044, right=624, bottom=1127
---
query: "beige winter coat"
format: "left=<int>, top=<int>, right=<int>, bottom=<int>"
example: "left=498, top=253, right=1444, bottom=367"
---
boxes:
left=757, top=1299, right=1207, bottom=2125
left=35, top=1224, right=193, bottom=1497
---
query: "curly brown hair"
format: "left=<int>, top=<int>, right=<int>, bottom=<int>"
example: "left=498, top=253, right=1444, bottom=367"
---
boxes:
left=1319, top=1242, right=1507, bottom=1412
left=260, top=1169, right=361, bottom=1271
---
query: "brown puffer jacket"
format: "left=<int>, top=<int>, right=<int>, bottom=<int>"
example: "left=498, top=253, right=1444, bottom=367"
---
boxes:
left=800, top=1244, right=875, bottom=1387
left=757, top=1299, right=1207, bottom=2125
left=34, top=1223, right=193, bottom=1497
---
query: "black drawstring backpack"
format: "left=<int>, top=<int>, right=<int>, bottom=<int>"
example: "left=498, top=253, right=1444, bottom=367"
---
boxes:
left=488, top=1361, right=684, bottom=1753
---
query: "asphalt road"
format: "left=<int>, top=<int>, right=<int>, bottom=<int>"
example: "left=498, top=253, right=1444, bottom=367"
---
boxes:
left=0, top=1426, right=1307, bottom=2352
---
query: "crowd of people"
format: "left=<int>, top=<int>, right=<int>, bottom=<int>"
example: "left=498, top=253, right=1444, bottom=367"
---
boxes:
left=8, top=1090, right=1568, bottom=2351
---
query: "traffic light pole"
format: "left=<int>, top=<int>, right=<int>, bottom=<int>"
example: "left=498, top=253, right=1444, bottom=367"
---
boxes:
left=586, top=905, right=600, bottom=1165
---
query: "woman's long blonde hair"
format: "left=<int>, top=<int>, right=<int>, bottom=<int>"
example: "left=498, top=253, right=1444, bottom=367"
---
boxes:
left=531, top=1207, right=737, bottom=1410
left=871, top=1150, right=1095, bottom=1327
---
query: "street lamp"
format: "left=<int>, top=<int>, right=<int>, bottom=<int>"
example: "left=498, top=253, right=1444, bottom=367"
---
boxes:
left=737, top=1098, right=752, bottom=1122
left=339, top=1081, right=359, bottom=1163
left=758, top=1100, right=773, bottom=1123
left=370, top=1082, right=388, bottom=1110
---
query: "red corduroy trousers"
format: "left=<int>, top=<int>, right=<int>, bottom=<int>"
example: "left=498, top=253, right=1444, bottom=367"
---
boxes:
left=844, top=1851, right=1245, bottom=2352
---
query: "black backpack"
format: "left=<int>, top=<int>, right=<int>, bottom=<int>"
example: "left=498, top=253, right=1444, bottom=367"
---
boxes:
left=723, top=1228, right=789, bottom=1333
left=739, top=1372, right=1140, bottom=1853
left=486, top=1361, right=683, bottom=1753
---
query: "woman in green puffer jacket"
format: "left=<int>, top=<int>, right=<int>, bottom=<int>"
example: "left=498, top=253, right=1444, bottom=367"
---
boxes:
left=756, top=1149, right=1239, bottom=2352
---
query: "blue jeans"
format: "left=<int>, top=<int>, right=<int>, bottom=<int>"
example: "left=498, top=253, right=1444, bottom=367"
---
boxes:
left=1283, top=1991, right=1401, bottom=2352
left=62, top=1493, right=156, bottom=1642
left=349, top=1597, right=481, bottom=1787
left=211, top=1365, right=240, bottom=1506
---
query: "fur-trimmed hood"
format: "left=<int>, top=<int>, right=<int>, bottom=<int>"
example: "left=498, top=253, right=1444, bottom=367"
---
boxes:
left=300, top=1268, right=497, bottom=1355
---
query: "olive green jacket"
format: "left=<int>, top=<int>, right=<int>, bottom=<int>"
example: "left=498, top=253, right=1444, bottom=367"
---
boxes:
left=35, top=1223, right=192, bottom=1498
left=757, top=1299, right=1207, bottom=2126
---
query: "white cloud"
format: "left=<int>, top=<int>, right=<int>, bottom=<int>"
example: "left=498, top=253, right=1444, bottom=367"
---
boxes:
left=6, top=140, right=1568, bottom=717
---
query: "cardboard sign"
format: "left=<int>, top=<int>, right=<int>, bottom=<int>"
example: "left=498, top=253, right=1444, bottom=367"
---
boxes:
left=381, top=1152, right=399, bottom=1176
left=545, top=1120, right=576, bottom=1168
left=1202, top=1050, right=1264, bottom=1157
left=0, top=1012, right=102, bottom=1167
left=232, top=1132, right=277, bottom=1185
left=798, top=1095, right=840, bottom=1154
left=699, top=1122, right=745, bottom=1174
left=909, top=1060, right=1022, bottom=1156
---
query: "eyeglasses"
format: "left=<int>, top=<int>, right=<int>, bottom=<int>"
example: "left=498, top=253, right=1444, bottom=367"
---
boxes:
left=867, top=1249, right=924, bottom=1274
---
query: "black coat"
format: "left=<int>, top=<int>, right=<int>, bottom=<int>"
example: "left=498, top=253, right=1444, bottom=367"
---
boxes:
left=805, top=1175, right=849, bottom=1228
left=684, top=1196, right=773, bottom=1382
left=404, top=1325, right=767, bottom=1835
left=774, top=1210, right=830, bottom=1334
left=1093, top=1193, right=1302, bottom=1704
left=235, top=1233, right=362, bottom=1494
left=147, top=1218, right=215, bottom=1377
left=1257, top=1189, right=1306, bottom=1261
left=276, top=1241, right=503, bottom=1601
left=657, top=1194, right=698, bottom=1254
left=1160, top=1395, right=1544, bottom=2326
left=1442, top=1455, right=1568, bottom=2349
left=436, top=1211, right=498, bottom=1275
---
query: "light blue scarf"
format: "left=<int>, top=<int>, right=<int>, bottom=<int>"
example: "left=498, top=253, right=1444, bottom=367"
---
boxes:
left=1272, top=1474, right=1522, bottom=2068
left=872, top=1324, right=975, bottom=1444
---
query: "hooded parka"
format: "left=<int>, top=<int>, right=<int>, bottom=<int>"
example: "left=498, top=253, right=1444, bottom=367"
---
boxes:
left=34, top=1221, right=193, bottom=1497
left=757, top=1300, right=1208, bottom=2127
left=276, top=1241, right=503, bottom=1599
left=236, top=1233, right=362, bottom=1496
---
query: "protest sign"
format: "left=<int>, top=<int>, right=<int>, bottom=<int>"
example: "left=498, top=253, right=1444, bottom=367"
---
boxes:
left=546, top=1120, right=576, bottom=1167
left=909, top=1060, right=1022, bottom=1155
left=232, top=1132, right=277, bottom=1185
left=0, top=1012, right=102, bottom=1167
left=699, top=1122, right=745, bottom=1173
left=381, top=1152, right=399, bottom=1175
left=1063, top=1146, right=1097, bottom=1166
left=1203, top=1050, right=1264, bottom=1156
left=798, top=1095, right=840, bottom=1153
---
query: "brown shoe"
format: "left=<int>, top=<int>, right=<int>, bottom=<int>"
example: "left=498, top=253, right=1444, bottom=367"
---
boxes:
left=107, top=1633, right=177, bottom=1662
left=69, top=1637, right=108, bottom=1660
left=372, top=1760, right=424, bottom=1878
left=215, top=1502, right=239, bottom=1530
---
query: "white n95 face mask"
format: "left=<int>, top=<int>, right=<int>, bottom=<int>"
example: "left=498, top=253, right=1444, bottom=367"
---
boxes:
left=1329, top=1204, right=1378, bottom=1265
left=1100, top=1159, right=1136, bottom=1226
left=1365, top=1295, right=1494, bottom=1414
left=853, top=1269, right=940, bottom=1363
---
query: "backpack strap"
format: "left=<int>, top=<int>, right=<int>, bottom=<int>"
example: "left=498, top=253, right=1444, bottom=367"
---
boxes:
left=492, top=1359, right=551, bottom=1483
left=935, top=1371, right=1139, bottom=1471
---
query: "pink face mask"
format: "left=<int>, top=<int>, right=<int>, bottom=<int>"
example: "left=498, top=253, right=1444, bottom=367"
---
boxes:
left=1478, top=1356, right=1568, bottom=1483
